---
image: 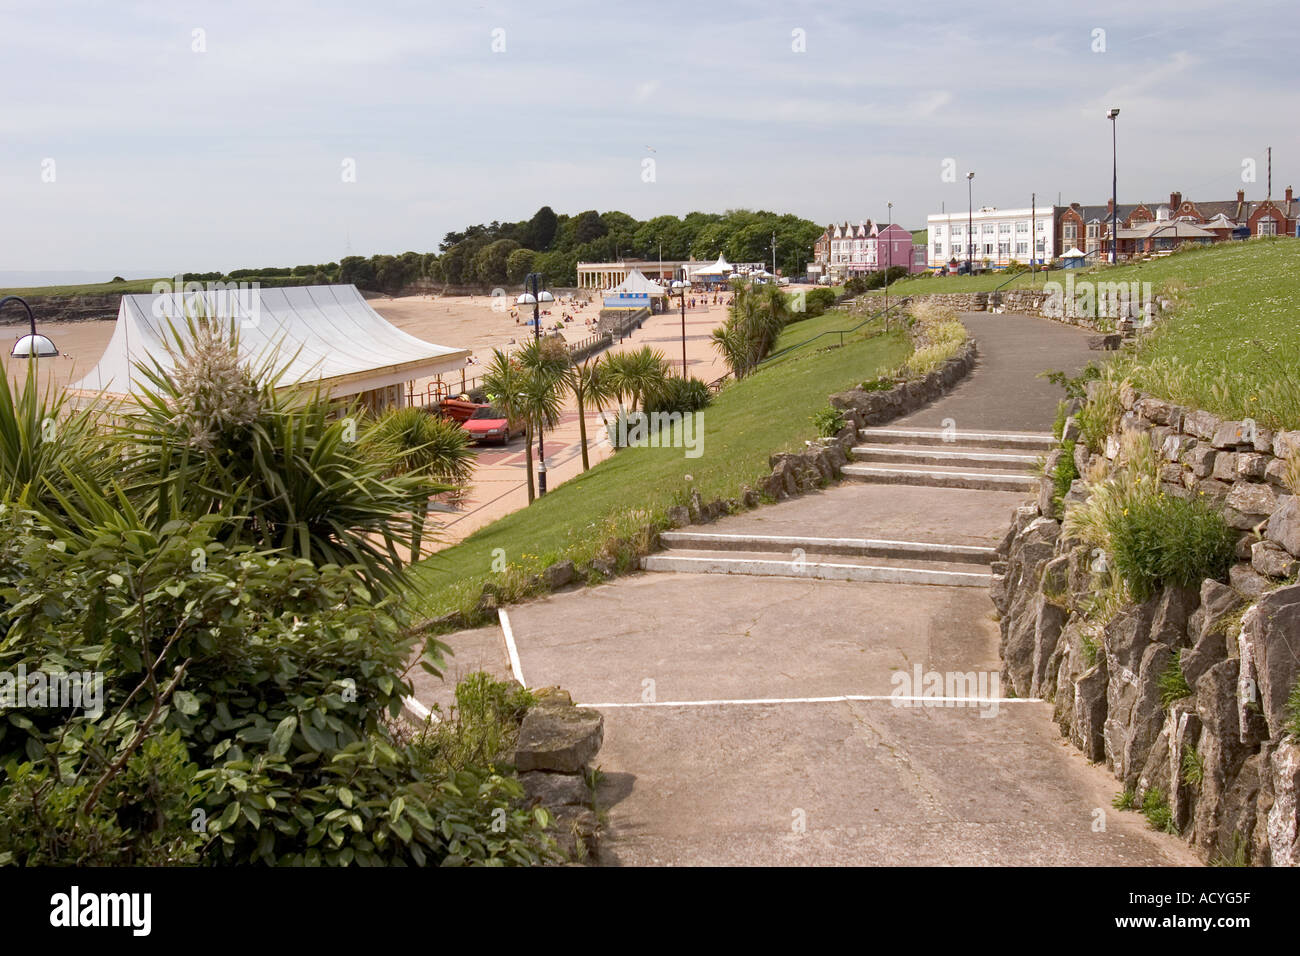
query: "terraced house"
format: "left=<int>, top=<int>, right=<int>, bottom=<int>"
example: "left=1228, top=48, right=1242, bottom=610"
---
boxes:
left=809, top=220, right=927, bottom=282
left=1057, top=188, right=1300, bottom=262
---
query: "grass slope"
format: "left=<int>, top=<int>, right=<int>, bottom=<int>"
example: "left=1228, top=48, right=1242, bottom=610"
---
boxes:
left=0, top=278, right=166, bottom=298
left=410, top=313, right=909, bottom=619
left=866, top=238, right=1300, bottom=428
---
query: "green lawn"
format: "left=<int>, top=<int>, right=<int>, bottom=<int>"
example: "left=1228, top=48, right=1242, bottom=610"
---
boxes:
left=874, top=237, right=1300, bottom=428
left=0, top=278, right=166, bottom=298
left=409, top=314, right=909, bottom=620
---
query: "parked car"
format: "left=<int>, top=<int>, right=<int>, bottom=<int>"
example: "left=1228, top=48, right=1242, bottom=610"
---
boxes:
left=460, top=404, right=524, bottom=446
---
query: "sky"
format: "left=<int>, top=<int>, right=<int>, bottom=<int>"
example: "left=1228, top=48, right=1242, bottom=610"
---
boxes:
left=1, top=0, right=1296, bottom=278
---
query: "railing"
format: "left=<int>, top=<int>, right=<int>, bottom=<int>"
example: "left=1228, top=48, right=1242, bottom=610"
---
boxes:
left=758, top=300, right=908, bottom=367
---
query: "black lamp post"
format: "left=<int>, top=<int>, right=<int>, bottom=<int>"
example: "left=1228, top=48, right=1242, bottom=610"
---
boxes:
left=4, top=296, right=58, bottom=358
left=884, top=201, right=893, bottom=316
left=966, top=171, right=975, bottom=274
left=516, top=273, right=554, bottom=495
left=671, top=268, right=689, bottom=377
left=1108, top=107, right=1120, bottom=264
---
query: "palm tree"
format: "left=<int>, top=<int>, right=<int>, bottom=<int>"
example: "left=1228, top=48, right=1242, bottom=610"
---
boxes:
left=361, top=407, right=474, bottom=558
left=603, top=346, right=670, bottom=413
left=481, top=348, right=535, bottom=501
left=570, top=354, right=616, bottom=471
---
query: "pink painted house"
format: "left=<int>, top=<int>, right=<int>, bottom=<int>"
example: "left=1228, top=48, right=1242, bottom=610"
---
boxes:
left=812, top=220, right=927, bottom=282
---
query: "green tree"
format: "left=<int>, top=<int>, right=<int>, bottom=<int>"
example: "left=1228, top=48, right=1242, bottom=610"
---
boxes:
left=506, top=247, right=537, bottom=285
left=526, top=206, right=559, bottom=251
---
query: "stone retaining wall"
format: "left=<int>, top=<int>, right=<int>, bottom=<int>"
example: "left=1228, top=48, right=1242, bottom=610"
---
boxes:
left=513, top=686, right=604, bottom=861
left=994, top=387, right=1300, bottom=865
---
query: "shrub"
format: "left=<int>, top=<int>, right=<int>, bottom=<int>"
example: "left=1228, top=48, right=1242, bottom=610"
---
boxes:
left=799, top=286, right=837, bottom=318
left=1286, top=679, right=1300, bottom=739
left=643, top=376, right=712, bottom=415
left=1106, top=491, right=1236, bottom=601
left=1181, top=747, right=1204, bottom=787
left=812, top=406, right=845, bottom=438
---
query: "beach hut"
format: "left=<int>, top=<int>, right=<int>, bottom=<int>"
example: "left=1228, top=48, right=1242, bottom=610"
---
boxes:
left=69, top=284, right=469, bottom=412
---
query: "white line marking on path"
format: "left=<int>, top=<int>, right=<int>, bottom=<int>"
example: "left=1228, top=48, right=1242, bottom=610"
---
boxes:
left=499, top=608, right=527, bottom=689
left=401, top=695, right=438, bottom=723
left=579, top=693, right=1043, bottom=709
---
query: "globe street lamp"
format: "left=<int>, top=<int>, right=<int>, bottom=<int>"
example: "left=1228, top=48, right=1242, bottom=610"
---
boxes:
left=965, top=171, right=975, bottom=275
left=1107, top=107, right=1121, bottom=264
left=671, top=270, right=690, bottom=377
left=4, top=296, right=58, bottom=358
left=516, top=273, right=555, bottom=495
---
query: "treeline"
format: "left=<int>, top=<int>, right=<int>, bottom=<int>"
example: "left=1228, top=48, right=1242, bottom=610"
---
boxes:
left=431, top=206, right=823, bottom=288
left=184, top=207, right=824, bottom=295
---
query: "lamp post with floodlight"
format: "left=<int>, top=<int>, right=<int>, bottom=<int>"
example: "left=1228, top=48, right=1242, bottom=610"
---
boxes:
left=516, top=273, right=555, bottom=495
left=1107, top=107, right=1121, bottom=264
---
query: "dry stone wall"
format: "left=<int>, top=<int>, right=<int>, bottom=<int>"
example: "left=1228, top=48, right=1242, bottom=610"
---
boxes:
left=993, top=386, right=1300, bottom=865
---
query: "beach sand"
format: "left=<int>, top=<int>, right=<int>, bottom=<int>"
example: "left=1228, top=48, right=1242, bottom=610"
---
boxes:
left=2, top=289, right=737, bottom=551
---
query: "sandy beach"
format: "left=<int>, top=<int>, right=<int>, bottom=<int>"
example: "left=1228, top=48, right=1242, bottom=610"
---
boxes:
left=2, top=289, right=735, bottom=550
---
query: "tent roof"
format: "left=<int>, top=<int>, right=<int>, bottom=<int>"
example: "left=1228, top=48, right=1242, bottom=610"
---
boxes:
left=1061, top=247, right=1087, bottom=258
left=608, top=268, right=666, bottom=296
left=70, top=284, right=469, bottom=399
left=691, top=255, right=733, bottom=276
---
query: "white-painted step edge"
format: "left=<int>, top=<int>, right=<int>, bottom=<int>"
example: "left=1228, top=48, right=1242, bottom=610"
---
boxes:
left=858, top=427, right=1054, bottom=448
left=657, top=530, right=996, bottom=561
left=641, top=553, right=992, bottom=587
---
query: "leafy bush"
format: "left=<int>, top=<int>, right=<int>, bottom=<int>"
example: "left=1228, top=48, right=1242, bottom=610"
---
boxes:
left=643, top=376, right=712, bottom=415
left=1107, top=491, right=1236, bottom=601
left=797, top=286, right=837, bottom=319
left=1181, top=747, right=1204, bottom=787
left=812, top=406, right=845, bottom=438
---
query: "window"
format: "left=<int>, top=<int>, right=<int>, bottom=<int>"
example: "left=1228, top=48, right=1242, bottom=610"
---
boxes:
left=983, top=242, right=993, bottom=255
left=1087, top=223, right=1099, bottom=238
left=933, top=225, right=944, bottom=237
left=1016, top=221, right=1028, bottom=234
left=1259, top=218, right=1278, bottom=236
left=1036, top=220, right=1046, bottom=232
left=982, top=223, right=994, bottom=235
left=1064, top=224, right=1077, bottom=240
left=951, top=225, right=963, bottom=236
left=1015, top=241, right=1028, bottom=255
left=933, top=243, right=943, bottom=257
left=998, top=222, right=1011, bottom=234
left=998, top=242, right=1010, bottom=256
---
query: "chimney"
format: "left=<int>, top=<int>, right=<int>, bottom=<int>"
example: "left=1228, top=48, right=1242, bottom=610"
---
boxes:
left=1288, top=186, right=1294, bottom=204
left=1237, top=189, right=1245, bottom=203
left=1107, top=198, right=1114, bottom=214
left=1070, top=201, right=1080, bottom=210
left=1170, top=191, right=1182, bottom=210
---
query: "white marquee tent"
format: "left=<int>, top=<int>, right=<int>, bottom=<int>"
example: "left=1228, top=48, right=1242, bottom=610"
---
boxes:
left=607, top=268, right=666, bottom=297
left=70, top=284, right=469, bottom=407
left=690, top=255, right=733, bottom=277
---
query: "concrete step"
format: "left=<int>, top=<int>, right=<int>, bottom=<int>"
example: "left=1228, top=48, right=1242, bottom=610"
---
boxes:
left=641, top=549, right=993, bottom=587
left=658, top=530, right=996, bottom=565
left=841, top=463, right=1038, bottom=492
left=850, top=444, right=1040, bottom=471
left=858, top=427, right=1055, bottom=451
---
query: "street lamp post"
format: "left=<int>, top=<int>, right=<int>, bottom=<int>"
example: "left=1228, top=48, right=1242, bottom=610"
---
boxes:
left=1107, top=107, right=1121, bottom=264
left=884, top=202, right=893, bottom=317
left=516, top=273, right=555, bottom=495
left=671, top=269, right=689, bottom=377
left=3, top=296, right=58, bottom=358
left=966, top=171, right=975, bottom=275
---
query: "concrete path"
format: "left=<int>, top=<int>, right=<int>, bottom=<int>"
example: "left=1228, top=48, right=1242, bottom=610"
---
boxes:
left=412, top=311, right=1198, bottom=865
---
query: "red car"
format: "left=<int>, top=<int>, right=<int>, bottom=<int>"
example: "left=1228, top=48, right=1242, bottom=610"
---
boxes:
left=460, top=404, right=524, bottom=446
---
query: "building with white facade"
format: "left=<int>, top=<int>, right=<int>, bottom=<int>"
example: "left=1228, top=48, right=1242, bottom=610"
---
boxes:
left=926, top=206, right=1054, bottom=270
